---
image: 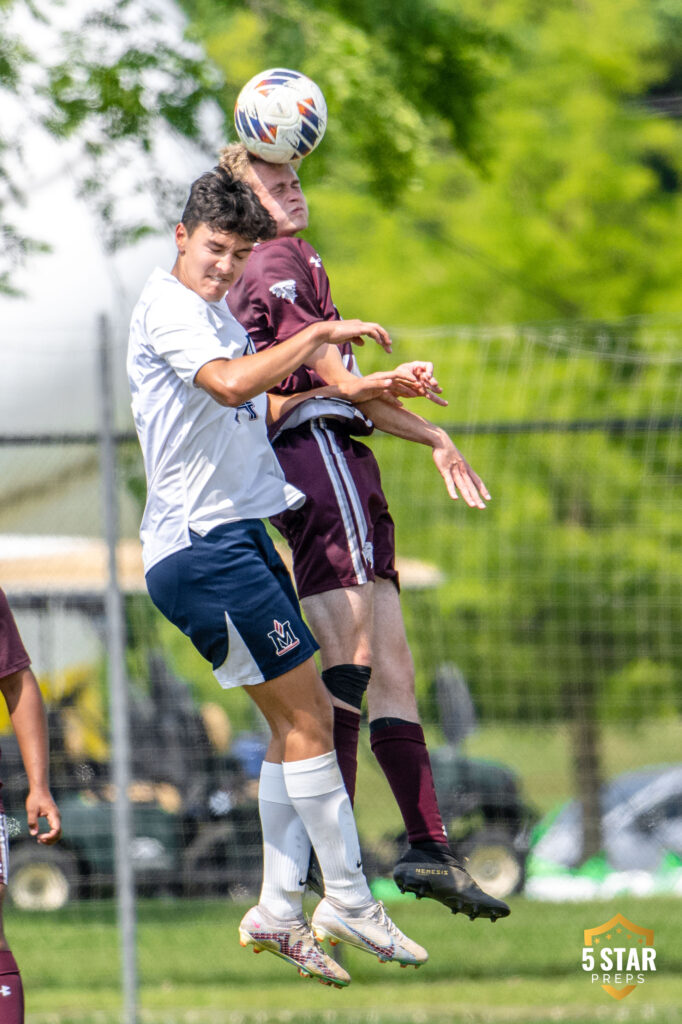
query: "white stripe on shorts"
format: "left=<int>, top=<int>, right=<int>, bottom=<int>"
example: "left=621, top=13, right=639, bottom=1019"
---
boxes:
left=310, top=420, right=369, bottom=585
left=0, top=814, right=9, bottom=885
left=213, top=610, right=267, bottom=689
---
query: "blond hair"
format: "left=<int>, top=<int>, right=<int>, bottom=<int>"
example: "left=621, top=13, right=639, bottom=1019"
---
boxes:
left=218, top=142, right=303, bottom=180
left=218, top=142, right=254, bottom=181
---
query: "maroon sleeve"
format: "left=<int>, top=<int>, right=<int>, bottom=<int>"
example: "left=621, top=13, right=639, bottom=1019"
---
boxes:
left=0, top=588, right=31, bottom=679
left=227, top=237, right=352, bottom=396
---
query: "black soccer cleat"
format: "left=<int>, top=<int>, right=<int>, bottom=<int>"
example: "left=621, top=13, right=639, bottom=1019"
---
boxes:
left=393, top=846, right=511, bottom=922
left=303, top=849, right=324, bottom=897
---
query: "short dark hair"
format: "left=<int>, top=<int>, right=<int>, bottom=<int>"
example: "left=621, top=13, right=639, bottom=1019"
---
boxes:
left=180, top=166, right=276, bottom=241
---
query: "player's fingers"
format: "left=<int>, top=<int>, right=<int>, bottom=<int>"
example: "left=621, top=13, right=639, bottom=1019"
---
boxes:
left=425, top=389, right=449, bottom=406
left=453, top=466, right=487, bottom=509
left=460, top=464, right=491, bottom=502
left=442, top=471, right=460, bottom=501
left=407, top=360, right=435, bottom=379
left=37, top=806, right=62, bottom=844
left=389, top=380, right=424, bottom=396
left=362, top=324, right=392, bottom=353
left=472, top=473, right=491, bottom=501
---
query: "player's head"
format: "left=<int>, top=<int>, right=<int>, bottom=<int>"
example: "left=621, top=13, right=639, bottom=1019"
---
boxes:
left=219, top=143, right=309, bottom=237
left=173, top=166, right=276, bottom=302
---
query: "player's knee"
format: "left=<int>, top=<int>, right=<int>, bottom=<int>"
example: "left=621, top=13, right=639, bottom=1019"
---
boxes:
left=287, top=704, right=334, bottom=753
left=322, top=664, right=372, bottom=711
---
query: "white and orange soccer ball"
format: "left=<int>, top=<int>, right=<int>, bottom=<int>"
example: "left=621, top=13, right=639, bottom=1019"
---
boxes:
left=234, top=68, right=327, bottom=164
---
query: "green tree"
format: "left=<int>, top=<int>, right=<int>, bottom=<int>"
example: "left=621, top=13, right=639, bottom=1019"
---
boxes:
left=181, top=0, right=501, bottom=201
left=0, top=0, right=221, bottom=292
left=181, top=0, right=682, bottom=325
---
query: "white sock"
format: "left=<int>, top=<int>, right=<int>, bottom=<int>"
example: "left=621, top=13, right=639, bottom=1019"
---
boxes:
left=258, top=761, right=310, bottom=920
left=282, top=751, right=373, bottom=910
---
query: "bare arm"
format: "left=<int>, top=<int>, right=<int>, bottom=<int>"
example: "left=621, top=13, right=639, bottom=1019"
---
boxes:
left=305, top=344, right=445, bottom=403
left=266, top=373, right=405, bottom=425
left=360, top=399, right=490, bottom=508
left=195, top=319, right=391, bottom=407
left=0, top=669, right=61, bottom=844
left=304, top=345, right=489, bottom=507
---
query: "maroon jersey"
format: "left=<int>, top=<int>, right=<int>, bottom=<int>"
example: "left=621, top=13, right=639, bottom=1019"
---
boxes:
left=0, top=588, right=30, bottom=682
left=227, top=236, right=356, bottom=396
left=227, top=236, right=395, bottom=600
left=0, top=587, right=31, bottom=811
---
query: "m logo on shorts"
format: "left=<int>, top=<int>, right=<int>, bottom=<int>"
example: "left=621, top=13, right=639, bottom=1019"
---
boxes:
left=268, top=619, right=300, bottom=656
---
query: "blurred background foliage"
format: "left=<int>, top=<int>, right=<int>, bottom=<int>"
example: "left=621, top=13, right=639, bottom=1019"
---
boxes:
left=180, top=0, right=682, bottom=323
left=3, top=0, right=679, bottom=732
left=3, top=0, right=681, bottom=315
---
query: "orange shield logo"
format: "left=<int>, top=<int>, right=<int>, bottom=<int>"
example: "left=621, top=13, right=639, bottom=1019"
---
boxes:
left=584, top=913, right=655, bottom=1000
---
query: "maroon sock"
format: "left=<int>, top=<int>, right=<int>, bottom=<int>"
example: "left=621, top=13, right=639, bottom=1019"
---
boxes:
left=370, top=720, right=448, bottom=845
left=333, top=706, right=361, bottom=806
left=0, top=950, right=24, bottom=1024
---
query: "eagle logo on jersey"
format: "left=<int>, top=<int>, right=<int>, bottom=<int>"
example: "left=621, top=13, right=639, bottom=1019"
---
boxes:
left=309, top=253, right=322, bottom=268
left=269, top=279, right=297, bottom=304
left=267, top=619, right=301, bottom=656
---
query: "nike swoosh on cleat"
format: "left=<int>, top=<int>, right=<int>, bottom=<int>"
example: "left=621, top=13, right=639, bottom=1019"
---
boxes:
left=329, top=912, right=395, bottom=960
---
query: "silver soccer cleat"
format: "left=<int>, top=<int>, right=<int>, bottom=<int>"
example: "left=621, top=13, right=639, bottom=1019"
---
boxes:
left=311, top=897, right=428, bottom=967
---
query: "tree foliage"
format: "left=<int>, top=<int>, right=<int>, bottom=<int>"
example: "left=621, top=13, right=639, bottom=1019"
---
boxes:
left=181, top=0, right=502, bottom=201
left=180, top=0, right=682, bottom=324
left=0, top=0, right=222, bottom=292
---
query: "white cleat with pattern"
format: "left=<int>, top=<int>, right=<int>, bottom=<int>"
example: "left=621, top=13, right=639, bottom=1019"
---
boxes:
left=239, top=905, right=351, bottom=987
left=311, top=898, right=428, bottom=967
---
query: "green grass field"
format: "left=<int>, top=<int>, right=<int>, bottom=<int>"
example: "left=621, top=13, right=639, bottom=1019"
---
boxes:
left=10, top=894, right=681, bottom=1024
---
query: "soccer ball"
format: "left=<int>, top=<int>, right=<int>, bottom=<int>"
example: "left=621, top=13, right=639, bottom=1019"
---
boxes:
left=234, top=68, right=327, bottom=164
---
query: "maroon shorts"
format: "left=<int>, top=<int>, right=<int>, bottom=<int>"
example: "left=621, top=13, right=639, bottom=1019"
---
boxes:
left=0, top=588, right=31, bottom=681
left=0, top=814, right=8, bottom=883
left=270, top=419, right=399, bottom=600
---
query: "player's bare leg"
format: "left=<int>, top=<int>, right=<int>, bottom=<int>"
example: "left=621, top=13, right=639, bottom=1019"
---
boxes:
left=301, top=583, right=374, bottom=674
left=300, top=584, right=373, bottom=892
left=369, top=579, right=510, bottom=922
left=301, top=583, right=374, bottom=805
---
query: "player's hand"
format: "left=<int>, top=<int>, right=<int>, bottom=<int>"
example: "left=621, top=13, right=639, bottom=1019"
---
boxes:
left=332, top=371, right=406, bottom=403
left=323, top=319, right=392, bottom=354
left=387, top=361, right=448, bottom=406
left=432, top=439, right=491, bottom=508
left=26, top=788, right=62, bottom=844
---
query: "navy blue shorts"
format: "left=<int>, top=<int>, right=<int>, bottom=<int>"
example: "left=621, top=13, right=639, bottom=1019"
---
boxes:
left=145, top=520, right=318, bottom=689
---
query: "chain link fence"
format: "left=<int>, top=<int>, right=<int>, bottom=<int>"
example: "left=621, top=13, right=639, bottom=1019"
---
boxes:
left=0, top=314, right=680, bottom=1020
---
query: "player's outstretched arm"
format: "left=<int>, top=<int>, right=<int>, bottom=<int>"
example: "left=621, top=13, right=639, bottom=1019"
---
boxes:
left=0, top=668, right=62, bottom=844
left=305, top=345, right=443, bottom=402
left=195, top=319, right=391, bottom=407
left=266, top=372, right=408, bottom=425
left=360, top=399, right=491, bottom=508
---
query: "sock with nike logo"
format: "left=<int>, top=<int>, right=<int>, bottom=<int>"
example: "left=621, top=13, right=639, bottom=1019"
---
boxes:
left=257, top=760, right=311, bottom=919
left=283, top=751, right=373, bottom=911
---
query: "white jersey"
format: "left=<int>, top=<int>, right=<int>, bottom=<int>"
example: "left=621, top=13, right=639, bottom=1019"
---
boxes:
left=128, top=267, right=305, bottom=573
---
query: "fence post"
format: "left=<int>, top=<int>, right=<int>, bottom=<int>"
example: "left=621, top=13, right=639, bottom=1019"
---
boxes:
left=97, top=313, right=138, bottom=1024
